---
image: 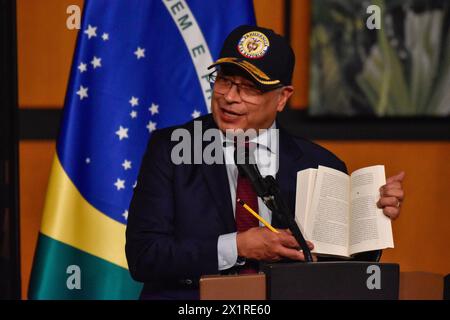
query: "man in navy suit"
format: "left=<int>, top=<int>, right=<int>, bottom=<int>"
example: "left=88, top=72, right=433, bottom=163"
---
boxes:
left=125, top=25, right=405, bottom=300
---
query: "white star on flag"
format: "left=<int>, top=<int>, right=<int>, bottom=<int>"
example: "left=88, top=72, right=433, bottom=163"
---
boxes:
left=85, top=158, right=91, bottom=164
left=91, top=56, right=102, bottom=69
left=130, top=110, right=137, bottom=119
left=78, top=62, right=87, bottom=73
left=149, top=103, right=159, bottom=115
left=122, top=159, right=132, bottom=170
left=146, top=121, right=157, bottom=133
left=102, top=33, right=109, bottom=41
left=76, top=85, right=88, bottom=100
left=129, top=96, right=139, bottom=107
left=133, top=181, right=137, bottom=188
left=114, top=178, right=125, bottom=191
left=191, top=109, right=201, bottom=118
left=84, top=24, right=97, bottom=39
left=115, top=126, right=129, bottom=140
left=134, top=47, right=145, bottom=59
left=122, top=210, right=129, bottom=220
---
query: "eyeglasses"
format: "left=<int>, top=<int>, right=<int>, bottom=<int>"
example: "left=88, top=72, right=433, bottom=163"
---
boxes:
left=208, top=72, right=266, bottom=103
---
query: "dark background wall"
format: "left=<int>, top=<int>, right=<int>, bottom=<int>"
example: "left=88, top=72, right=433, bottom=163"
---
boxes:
left=0, top=0, right=20, bottom=299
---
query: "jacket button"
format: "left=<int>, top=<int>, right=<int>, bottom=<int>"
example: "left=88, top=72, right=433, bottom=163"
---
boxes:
left=185, top=279, right=193, bottom=285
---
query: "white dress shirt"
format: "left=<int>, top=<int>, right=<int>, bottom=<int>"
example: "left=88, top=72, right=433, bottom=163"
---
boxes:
left=217, top=122, right=279, bottom=270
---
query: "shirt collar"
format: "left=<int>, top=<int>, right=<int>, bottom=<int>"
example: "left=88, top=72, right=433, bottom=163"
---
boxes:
left=221, top=121, right=277, bottom=154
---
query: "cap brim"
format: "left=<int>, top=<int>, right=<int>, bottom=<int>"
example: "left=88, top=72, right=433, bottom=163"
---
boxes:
left=208, top=57, right=281, bottom=90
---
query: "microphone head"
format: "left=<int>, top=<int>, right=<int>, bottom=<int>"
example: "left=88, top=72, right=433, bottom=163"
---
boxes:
left=233, top=141, right=257, bottom=166
left=234, top=143, right=258, bottom=178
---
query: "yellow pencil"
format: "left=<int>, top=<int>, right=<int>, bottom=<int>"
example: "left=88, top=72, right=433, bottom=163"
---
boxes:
left=237, top=198, right=279, bottom=233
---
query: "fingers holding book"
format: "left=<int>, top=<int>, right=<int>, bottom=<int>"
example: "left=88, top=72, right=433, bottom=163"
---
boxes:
left=377, top=171, right=405, bottom=220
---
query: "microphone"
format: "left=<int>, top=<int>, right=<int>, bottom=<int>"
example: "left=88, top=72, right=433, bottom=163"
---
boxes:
left=234, top=143, right=313, bottom=262
left=233, top=142, right=268, bottom=197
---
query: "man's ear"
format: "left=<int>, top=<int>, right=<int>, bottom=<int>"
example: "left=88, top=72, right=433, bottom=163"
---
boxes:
left=276, top=86, right=294, bottom=112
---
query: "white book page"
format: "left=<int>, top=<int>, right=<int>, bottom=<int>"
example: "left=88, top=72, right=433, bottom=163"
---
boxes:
left=306, top=165, right=350, bottom=257
left=294, top=168, right=317, bottom=235
left=349, top=165, right=394, bottom=255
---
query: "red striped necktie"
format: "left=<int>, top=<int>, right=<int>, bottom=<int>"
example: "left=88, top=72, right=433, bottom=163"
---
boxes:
left=235, top=141, right=259, bottom=274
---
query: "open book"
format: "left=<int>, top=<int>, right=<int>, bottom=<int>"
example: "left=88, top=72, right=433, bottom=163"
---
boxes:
left=294, top=165, right=394, bottom=258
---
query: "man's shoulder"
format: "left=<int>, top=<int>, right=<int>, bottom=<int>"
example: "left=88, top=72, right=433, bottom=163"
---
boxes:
left=281, top=128, right=347, bottom=172
left=290, top=134, right=339, bottom=159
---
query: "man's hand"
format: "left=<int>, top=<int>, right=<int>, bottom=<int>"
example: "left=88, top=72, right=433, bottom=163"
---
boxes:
left=377, top=171, right=405, bottom=220
left=236, top=227, right=315, bottom=262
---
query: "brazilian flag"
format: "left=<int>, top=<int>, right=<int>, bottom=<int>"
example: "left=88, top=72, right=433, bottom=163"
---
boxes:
left=28, top=0, right=255, bottom=299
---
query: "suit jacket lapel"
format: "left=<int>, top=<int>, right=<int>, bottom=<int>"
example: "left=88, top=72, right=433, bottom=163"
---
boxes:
left=272, top=126, right=303, bottom=228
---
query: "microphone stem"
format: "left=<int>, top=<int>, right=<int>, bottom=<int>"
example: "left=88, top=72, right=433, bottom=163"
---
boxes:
left=264, top=176, right=314, bottom=263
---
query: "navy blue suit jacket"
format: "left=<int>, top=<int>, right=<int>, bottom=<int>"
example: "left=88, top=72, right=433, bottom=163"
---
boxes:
left=125, top=114, right=377, bottom=299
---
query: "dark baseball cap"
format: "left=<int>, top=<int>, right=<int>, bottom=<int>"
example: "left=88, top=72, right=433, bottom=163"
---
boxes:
left=208, top=25, right=295, bottom=90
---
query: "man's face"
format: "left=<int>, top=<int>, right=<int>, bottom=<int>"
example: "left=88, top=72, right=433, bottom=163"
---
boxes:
left=211, top=68, right=293, bottom=132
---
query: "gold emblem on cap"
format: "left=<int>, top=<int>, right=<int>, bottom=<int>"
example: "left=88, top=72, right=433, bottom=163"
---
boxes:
left=237, top=31, right=269, bottom=59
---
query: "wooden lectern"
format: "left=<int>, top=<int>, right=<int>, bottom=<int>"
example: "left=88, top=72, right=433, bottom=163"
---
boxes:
left=200, top=273, right=266, bottom=300
left=200, top=262, right=400, bottom=300
left=200, top=264, right=447, bottom=300
left=399, top=272, right=444, bottom=300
